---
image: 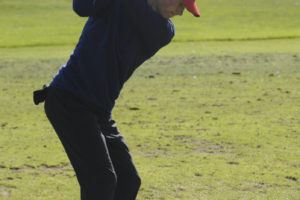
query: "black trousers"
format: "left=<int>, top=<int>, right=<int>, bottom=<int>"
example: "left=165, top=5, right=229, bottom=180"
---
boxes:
left=44, top=87, right=141, bottom=200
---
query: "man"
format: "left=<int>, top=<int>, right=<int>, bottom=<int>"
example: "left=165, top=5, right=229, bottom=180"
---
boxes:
left=34, top=0, right=200, bottom=199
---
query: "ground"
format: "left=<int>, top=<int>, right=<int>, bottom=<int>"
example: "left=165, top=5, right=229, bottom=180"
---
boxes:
left=0, top=42, right=300, bottom=199
left=0, top=0, right=300, bottom=199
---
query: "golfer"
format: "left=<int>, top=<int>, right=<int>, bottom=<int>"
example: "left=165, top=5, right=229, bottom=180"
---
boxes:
left=34, top=0, right=200, bottom=199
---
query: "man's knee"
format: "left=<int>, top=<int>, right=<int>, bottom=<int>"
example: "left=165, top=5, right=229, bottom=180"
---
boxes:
left=113, top=172, right=141, bottom=200
left=105, top=170, right=118, bottom=190
left=98, top=169, right=118, bottom=191
left=82, top=169, right=117, bottom=199
left=130, top=173, right=141, bottom=191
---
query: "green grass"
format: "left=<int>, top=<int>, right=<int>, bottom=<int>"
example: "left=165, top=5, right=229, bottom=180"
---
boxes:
left=1, top=38, right=300, bottom=60
left=1, top=0, right=300, bottom=48
left=1, top=43, right=300, bottom=199
left=173, top=0, right=300, bottom=41
left=1, top=0, right=300, bottom=199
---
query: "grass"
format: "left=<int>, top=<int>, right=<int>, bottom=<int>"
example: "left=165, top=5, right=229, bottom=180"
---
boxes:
left=1, top=38, right=300, bottom=60
left=1, top=43, right=300, bottom=199
left=1, top=0, right=300, bottom=199
left=1, top=0, right=300, bottom=47
left=173, top=0, right=300, bottom=41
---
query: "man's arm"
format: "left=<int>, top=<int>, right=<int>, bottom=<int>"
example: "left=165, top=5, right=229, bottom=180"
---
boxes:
left=129, top=0, right=175, bottom=46
left=73, top=0, right=113, bottom=17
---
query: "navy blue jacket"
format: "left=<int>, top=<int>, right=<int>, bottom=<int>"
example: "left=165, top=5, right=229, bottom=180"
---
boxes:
left=51, top=0, right=175, bottom=115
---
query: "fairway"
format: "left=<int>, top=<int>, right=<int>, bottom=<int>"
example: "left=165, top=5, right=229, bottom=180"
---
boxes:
left=1, top=0, right=300, bottom=47
left=0, top=0, right=300, bottom=199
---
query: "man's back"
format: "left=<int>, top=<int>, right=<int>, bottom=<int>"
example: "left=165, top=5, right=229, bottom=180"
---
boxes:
left=50, top=0, right=175, bottom=115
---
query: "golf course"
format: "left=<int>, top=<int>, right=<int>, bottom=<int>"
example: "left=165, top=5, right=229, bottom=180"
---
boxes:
left=0, top=0, right=299, bottom=199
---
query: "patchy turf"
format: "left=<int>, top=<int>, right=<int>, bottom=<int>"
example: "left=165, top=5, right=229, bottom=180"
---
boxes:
left=0, top=45, right=299, bottom=199
left=1, top=0, right=300, bottom=199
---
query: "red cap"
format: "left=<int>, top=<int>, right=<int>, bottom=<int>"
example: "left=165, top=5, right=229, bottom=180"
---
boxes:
left=182, top=0, right=200, bottom=17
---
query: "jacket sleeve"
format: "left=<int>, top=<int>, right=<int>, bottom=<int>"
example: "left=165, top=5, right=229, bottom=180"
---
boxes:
left=73, top=0, right=113, bottom=17
left=130, top=0, right=175, bottom=46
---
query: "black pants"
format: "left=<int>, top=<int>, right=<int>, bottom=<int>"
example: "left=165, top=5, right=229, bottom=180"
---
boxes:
left=44, top=87, right=141, bottom=200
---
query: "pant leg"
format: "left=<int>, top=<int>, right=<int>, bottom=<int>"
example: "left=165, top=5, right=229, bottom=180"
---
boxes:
left=99, top=118, right=141, bottom=200
left=44, top=87, right=117, bottom=200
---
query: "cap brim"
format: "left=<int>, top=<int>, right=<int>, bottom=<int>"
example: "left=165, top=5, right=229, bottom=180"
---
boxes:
left=182, top=0, right=200, bottom=17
